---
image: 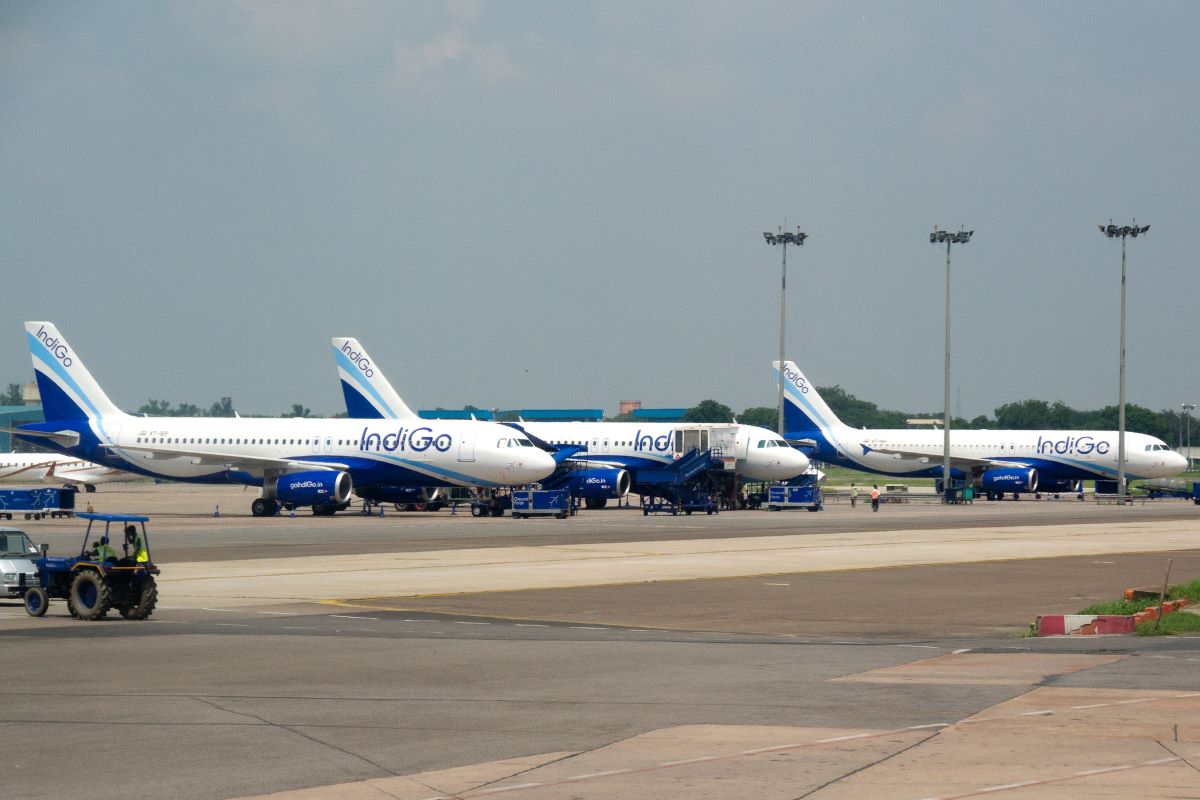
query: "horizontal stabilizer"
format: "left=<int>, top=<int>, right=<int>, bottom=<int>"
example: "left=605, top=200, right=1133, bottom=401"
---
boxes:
left=0, top=427, right=81, bottom=448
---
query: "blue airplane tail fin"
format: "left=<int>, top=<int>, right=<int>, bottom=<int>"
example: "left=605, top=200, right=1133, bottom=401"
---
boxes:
left=772, top=360, right=844, bottom=436
left=25, top=322, right=126, bottom=423
left=332, top=337, right=420, bottom=420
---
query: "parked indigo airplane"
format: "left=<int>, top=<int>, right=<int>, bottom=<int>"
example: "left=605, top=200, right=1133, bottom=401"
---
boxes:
left=0, top=452, right=131, bottom=491
left=335, top=337, right=811, bottom=508
left=13, top=322, right=555, bottom=517
left=775, top=360, right=1186, bottom=499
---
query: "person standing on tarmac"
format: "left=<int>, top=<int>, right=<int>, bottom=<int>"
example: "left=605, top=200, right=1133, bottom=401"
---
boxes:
left=850, top=483, right=858, bottom=508
left=870, top=484, right=881, bottom=512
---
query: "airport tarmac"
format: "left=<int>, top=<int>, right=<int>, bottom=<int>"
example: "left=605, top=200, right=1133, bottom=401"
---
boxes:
left=1, top=483, right=1198, bottom=799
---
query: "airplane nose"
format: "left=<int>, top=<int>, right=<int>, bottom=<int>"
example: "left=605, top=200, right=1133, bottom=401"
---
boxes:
left=518, top=450, right=557, bottom=483
left=787, top=449, right=811, bottom=474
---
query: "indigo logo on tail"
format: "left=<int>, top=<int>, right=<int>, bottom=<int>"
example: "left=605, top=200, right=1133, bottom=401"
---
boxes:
left=36, top=325, right=73, bottom=367
left=341, top=342, right=374, bottom=378
left=783, top=365, right=808, bottom=394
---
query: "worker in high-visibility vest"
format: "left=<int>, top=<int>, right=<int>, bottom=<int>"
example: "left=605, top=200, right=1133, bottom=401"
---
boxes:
left=93, top=536, right=117, bottom=562
left=125, top=524, right=148, bottom=563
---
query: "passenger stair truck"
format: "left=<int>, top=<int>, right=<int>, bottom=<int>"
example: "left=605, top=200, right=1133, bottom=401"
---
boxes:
left=635, top=425, right=739, bottom=515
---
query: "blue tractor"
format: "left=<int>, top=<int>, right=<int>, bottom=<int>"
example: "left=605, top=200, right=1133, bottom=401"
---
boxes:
left=23, top=512, right=160, bottom=621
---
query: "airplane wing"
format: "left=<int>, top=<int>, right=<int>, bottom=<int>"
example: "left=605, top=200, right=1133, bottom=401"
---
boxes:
left=103, top=443, right=349, bottom=476
left=0, top=427, right=81, bottom=448
left=866, top=446, right=1030, bottom=471
left=43, top=461, right=131, bottom=485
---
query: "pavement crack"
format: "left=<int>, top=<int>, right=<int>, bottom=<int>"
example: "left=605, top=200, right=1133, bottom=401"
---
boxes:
left=1157, top=739, right=1200, bottom=774
left=189, top=695, right=399, bottom=778
left=789, top=729, right=939, bottom=799
left=454, top=747, right=589, bottom=797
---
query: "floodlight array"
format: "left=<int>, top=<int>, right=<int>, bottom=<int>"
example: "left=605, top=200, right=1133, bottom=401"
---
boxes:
left=763, top=230, right=807, bottom=246
left=1100, top=221, right=1150, bottom=239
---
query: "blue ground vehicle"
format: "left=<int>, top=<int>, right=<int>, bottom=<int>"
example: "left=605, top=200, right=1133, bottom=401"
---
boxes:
left=0, top=487, right=75, bottom=520
left=23, top=512, right=159, bottom=620
left=511, top=488, right=572, bottom=519
left=766, top=484, right=824, bottom=511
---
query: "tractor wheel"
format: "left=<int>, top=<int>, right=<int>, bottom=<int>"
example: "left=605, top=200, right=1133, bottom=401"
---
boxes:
left=119, top=577, right=158, bottom=620
left=24, top=586, right=49, bottom=617
left=69, top=571, right=112, bottom=621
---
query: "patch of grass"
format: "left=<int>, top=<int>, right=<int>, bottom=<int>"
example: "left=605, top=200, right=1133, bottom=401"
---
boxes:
left=1078, top=598, right=1157, bottom=616
left=1170, top=578, right=1200, bottom=604
left=1075, top=576, right=1200, bottom=635
left=1135, top=612, right=1200, bottom=636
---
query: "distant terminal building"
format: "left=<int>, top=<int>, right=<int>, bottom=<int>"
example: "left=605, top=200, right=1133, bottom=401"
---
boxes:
left=629, top=408, right=687, bottom=422
left=419, top=409, right=495, bottom=421
left=419, top=409, right=604, bottom=422
left=906, top=418, right=942, bottom=429
left=0, top=381, right=44, bottom=451
left=618, top=401, right=686, bottom=422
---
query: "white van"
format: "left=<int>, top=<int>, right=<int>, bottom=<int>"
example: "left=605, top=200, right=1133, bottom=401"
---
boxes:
left=1, top=528, right=40, bottom=597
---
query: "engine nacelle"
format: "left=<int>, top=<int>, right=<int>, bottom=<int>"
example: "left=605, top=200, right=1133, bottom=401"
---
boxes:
left=978, top=468, right=1038, bottom=494
left=273, top=471, right=352, bottom=506
left=354, top=485, right=441, bottom=504
left=561, top=467, right=631, bottom=499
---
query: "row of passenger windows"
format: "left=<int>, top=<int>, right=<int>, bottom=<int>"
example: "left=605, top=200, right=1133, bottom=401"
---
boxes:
left=137, top=436, right=363, bottom=447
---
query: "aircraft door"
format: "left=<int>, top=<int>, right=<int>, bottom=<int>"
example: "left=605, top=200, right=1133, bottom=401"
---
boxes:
left=324, top=436, right=333, bottom=454
left=311, top=437, right=321, bottom=455
left=459, top=431, right=476, bottom=462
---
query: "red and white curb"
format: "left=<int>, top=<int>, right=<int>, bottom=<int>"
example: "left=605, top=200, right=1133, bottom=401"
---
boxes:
left=1036, top=596, right=1191, bottom=636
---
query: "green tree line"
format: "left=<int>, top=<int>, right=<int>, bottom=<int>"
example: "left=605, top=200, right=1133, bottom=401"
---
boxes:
left=5, top=378, right=1193, bottom=442
left=678, top=387, right=1194, bottom=444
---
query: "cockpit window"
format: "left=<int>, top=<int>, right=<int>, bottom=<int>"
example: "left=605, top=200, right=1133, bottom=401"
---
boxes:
left=517, top=438, right=534, bottom=447
left=775, top=439, right=789, bottom=447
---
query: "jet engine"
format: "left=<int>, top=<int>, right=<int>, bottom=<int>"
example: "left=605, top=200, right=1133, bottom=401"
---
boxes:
left=978, top=467, right=1038, bottom=495
left=272, top=471, right=352, bottom=506
left=560, top=467, right=631, bottom=500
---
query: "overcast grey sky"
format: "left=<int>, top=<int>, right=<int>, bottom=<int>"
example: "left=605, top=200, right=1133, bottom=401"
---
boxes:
left=2, top=1, right=1197, bottom=419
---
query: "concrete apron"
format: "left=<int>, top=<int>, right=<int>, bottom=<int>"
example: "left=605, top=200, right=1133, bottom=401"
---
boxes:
left=231, top=657, right=1200, bottom=800
left=160, top=519, right=1200, bottom=608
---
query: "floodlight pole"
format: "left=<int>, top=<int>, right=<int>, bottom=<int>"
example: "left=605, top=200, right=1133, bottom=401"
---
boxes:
left=1100, top=220, right=1150, bottom=504
left=1184, top=403, right=1196, bottom=471
left=931, top=226, right=972, bottom=502
left=763, top=227, right=807, bottom=435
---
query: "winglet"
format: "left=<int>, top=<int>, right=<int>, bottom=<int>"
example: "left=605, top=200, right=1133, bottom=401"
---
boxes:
left=332, top=337, right=419, bottom=420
